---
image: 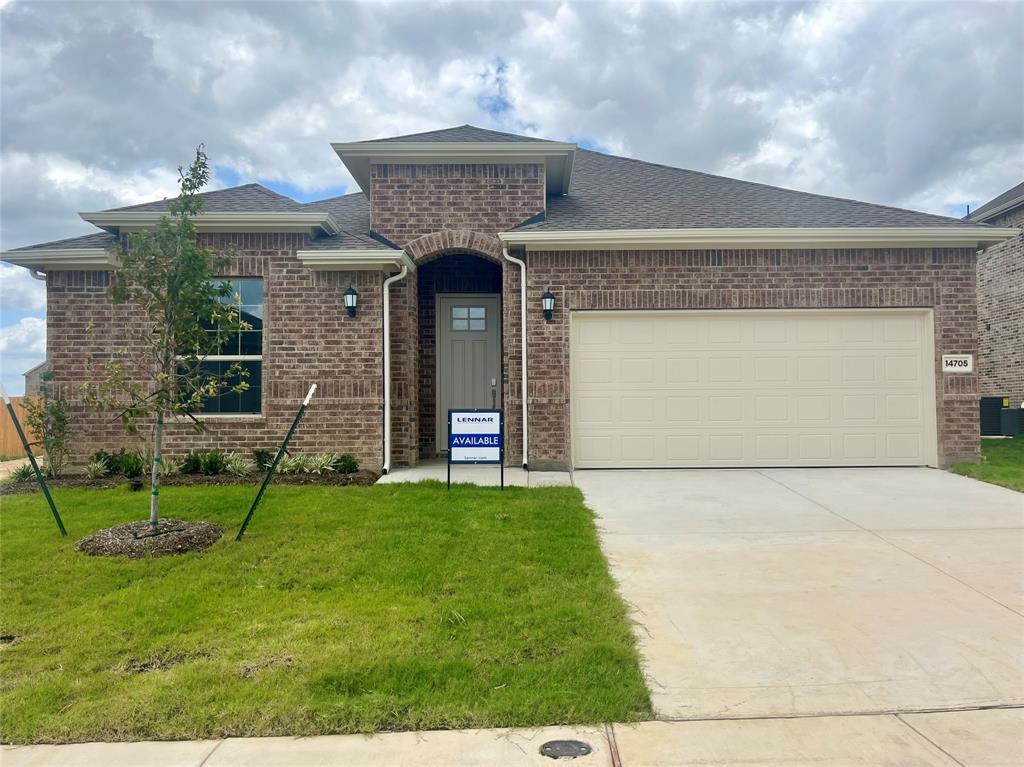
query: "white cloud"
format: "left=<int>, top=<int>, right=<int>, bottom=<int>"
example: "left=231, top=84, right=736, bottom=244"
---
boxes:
left=0, top=263, right=46, bottom=312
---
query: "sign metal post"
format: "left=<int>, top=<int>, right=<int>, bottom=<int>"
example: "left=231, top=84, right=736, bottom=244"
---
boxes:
left=447, top=409, right=504, bottom=490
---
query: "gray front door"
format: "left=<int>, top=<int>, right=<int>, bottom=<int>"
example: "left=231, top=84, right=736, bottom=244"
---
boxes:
left=437, top=294, right=501, bottom=451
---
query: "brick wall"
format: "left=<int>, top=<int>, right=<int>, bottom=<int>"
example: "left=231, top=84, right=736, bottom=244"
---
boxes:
left=47, top=233, right=387, bottom=470
left=370, top=163, right=545, bottom=246
left=520, top=247, right=980, bottom=469
left=977, top=205, right=1024, bottom=406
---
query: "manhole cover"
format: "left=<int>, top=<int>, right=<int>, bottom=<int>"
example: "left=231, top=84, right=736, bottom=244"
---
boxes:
left=540, top=739, right=592, bottom=759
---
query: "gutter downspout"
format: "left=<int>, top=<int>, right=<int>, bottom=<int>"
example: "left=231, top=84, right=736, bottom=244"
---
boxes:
left=382, top=258, right=411, bottom=474
left=29, top=269, right=46, bottom=281
left=502, top=246, right=528, bottom=469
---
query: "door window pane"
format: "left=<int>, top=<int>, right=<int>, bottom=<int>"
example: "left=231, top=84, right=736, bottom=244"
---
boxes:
left=452, top=305, right=486, bottom=332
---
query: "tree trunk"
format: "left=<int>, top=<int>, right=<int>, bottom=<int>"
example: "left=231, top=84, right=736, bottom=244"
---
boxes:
left=150, top=411, right=163, bottom=528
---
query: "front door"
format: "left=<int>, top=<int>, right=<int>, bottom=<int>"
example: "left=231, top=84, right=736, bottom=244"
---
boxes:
left=437, top=294, right=501, bottom=451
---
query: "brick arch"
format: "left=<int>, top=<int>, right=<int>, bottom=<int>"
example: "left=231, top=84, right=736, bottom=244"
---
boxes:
left=403, top=230, right=503, bottom=265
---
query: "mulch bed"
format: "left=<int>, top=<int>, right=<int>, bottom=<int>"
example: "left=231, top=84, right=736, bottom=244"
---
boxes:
left=0, top=469, right=379, bottom=496
left=75, top=519, right=224, bottom=558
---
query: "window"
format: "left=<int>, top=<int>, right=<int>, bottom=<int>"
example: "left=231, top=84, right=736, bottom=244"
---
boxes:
left=192, top=277, right=263, bottom=414
left=452, top=305, right=486, bottom=331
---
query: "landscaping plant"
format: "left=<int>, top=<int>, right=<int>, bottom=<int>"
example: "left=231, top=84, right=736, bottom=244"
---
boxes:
left=22, top=371, right=71, bottom=478
left=81, top=146, right=247, bottom=528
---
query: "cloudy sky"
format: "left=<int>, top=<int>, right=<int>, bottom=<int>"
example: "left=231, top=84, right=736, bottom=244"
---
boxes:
left=1, top=0, right=1021, bottom=393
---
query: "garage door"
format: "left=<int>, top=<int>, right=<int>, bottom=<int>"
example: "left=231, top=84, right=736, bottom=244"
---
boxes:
left=571, top=309, right=937, bottom=468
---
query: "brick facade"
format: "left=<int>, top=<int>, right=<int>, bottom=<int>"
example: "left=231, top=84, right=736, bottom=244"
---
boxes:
left=44, top=169, right=983, bottom=471
left=976, top=204, right=1024, bottom=407
left=48, top=234, right=387, bottom=470
left=370, top=163, right=545, bottom=246
left=522, top=248, right=981, bottom=469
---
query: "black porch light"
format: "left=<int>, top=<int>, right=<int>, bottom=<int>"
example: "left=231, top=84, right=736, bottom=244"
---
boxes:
left=344, top=286, right=359, bottom=318
left=541, top=290, right=556, bottom=321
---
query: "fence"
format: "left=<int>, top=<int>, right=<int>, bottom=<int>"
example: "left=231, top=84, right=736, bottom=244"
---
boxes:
left=0, top=397, right=37, bottom=457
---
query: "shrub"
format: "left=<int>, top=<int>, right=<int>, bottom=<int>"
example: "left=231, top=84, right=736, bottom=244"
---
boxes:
left=116, top=451, right=147, bottom=479
left=179, top=451, right=202, bottom=474
left=84, top=458, right=110, bottom=479
left=9, top=464, right=34, bottom=482
left=224, top=452, right=256, bottom=476
left=306, top=453, right=337, bottom=475
left=90, top=450, right=111, bottom=466
left=22, top=372, right=72, bottom=478
left=198, top=450, right=226, bottom=476
left=277, top=455, right=303, bottom=474
left=252, top=449, right=273, bottom=470
left=159, top=457, right=182, bottom=477
left=332, top=454, right=359, bottom=474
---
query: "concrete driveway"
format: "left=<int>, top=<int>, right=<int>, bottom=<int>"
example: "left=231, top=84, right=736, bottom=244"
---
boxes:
left=575, top=468, right=1024, bottom=721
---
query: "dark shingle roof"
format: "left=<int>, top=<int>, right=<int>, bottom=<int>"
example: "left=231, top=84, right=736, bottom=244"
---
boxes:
left=354, top=124, right=560, bottom=144
left=522, top=149, right=979, bottom=231
left=109, top=183, right=305, bottom=213
left=968, top=181, right=1024, bottom=222
left=300, top=192, right=394, bottom=251
left=9, top=231, right=118, bottom=252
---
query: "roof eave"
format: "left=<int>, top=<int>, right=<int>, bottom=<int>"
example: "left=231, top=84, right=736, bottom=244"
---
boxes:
left=1, top=248, right=117, bottom=271
left=79, top=211, right=340, bottom=236
left=967, top=194, right=1024, bottom=223
left=498, top=226, right=1019, bottom=251
left=331, top=141, right=577, bottom=196
left=295, top=249, right=415, bottom=273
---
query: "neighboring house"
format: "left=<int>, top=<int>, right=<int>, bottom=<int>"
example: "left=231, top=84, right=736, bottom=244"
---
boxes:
left=967, top=181, right=1024, bottom=409
left=2, top=125, right=1016, bottom=471
left=22, top=360, right=50, bottom=396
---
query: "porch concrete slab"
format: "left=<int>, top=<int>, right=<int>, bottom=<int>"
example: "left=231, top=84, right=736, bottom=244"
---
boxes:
left=203, top=726, right=612, bottom=767
left=577, top=469, right=1024, bottom=720
left=1, top=740, right=219, bottom=767
left=900, top=708, right=1024, bottom=766
left=760, top=468, right=1024, bottom=530
left=612, top=715, right=961, bottom=766
left=574, top=470, right=855, bottom=535
left=376, top=461, right=571, bottom=488
left=878, top=528, right=1024, bottom=614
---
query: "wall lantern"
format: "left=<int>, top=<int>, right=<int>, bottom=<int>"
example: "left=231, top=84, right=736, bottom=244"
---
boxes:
left=344, top=287, right=359, bottom=318
left=541, top=290, right=556, bottom=321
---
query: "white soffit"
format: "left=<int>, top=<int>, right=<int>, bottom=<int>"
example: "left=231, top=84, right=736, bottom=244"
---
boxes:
left=296, top=249, right=415, bottom=272
left=331, top=141, right=577, bottom=196
left=80, top=211, right=340, bottom=236
left=1, top=248, right=117, bottom=270
left=498, top=226, right=1020, bottom=251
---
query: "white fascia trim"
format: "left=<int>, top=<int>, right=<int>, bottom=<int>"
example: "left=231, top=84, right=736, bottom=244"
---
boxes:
left=1, top=248, right=117, bottom=270
left=79, top=211, right=340, bottom=235
left=967, top=195, right=1024, bottom=224
left=296, top=249, right=416, bottom=273
left=332, top=141, right=577, bottom=196
left=498, top=226, right=1020, bottom=250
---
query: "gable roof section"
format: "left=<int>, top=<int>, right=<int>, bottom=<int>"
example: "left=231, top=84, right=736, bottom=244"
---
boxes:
left=967, top=180, right=1024, bottom=223
left=3, top=230, right=119, bottom=269
left=7, top=231, right=118, bottom=252
left=299, top=192, right=393, bottom=251
left=351, top=124, right=561, bottom=144
left=109, top=183, right=304, bottom=212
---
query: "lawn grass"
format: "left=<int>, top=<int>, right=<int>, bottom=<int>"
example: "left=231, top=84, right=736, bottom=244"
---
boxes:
left=949, top=437, right=1024, bottom=492
left=0, top=482, right=650, bottom=743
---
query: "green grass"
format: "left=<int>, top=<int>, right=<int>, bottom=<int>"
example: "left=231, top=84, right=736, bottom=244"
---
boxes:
left=0, top=482, right=650, bottom=743
left=949, top=437, right=1024, bottom=492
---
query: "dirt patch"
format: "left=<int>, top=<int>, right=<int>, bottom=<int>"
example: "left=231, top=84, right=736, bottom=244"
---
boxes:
left=1, top=469, right=379, bottom=496
left=114, top=650, right=192, bottom=674
left=238, top=653, right=295, bottom=678
left=76, top=519, right=223, bottom=558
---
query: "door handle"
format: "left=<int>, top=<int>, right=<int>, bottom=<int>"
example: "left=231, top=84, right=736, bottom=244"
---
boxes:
left=491, top=377, right=497, bottom=408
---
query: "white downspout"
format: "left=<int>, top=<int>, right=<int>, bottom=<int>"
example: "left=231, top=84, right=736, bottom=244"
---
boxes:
left=29, top=269, right=46, bottom=281
left=502, top=246, right=529, bottom=469
left=382, top=259, right=410, bottom=474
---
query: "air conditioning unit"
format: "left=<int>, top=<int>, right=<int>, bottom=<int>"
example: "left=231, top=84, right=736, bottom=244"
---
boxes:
left=980, top=396, right=1008, bottom=436
left=1000, top=408, right=1024, bottom=437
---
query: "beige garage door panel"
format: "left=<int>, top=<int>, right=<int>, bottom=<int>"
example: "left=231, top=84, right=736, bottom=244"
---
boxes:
left=572, top=310, right=937, bottom=468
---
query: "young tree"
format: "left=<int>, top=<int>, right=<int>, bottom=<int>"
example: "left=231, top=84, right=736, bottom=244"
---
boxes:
left=23, top=370, right=72, bottom=478
left=85, top=146, right=248, bottom=528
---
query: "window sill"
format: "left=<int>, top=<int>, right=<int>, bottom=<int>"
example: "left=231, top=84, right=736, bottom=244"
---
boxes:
left=172, top=413, right=264, bottom=423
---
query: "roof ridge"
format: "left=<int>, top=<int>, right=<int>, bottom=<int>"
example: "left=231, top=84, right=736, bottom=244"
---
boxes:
left=576, top=148, right=979, bottom=228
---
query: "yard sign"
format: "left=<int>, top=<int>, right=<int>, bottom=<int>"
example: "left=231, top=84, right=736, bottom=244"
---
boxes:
left=448, top=409, right=504, bottom=489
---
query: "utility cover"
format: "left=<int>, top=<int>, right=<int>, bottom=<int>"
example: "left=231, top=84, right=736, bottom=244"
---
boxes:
left=540, top=740, right=592, bottom=759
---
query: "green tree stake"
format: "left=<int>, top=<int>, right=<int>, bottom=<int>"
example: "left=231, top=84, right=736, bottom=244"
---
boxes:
left=1, top=384, right=66, bottom=536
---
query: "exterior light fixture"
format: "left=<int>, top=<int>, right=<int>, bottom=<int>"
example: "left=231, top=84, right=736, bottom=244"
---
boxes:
left=344, top=287, right=358, bottom=318
left=541, top=290, right=556, bottom=321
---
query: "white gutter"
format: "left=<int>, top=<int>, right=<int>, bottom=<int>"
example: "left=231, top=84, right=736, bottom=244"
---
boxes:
left=1, top=248, right=116, bottom=271
left=502, top=246, right=529, bottom=470
left=80, top=210, right=340, bottom=236
left=498, top=226, right=1019, bottom=251
left=381, top=256, right=414, bottom=474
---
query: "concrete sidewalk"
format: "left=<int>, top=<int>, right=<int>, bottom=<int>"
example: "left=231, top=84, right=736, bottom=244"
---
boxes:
left=5, top=708, right=1022, bottom=766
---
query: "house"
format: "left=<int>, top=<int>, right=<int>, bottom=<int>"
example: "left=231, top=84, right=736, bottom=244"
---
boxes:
left=967, top=181, right=1024, bottom=411
left=2, top=125, right=1016, bottom=471
left=22, top=360, right=50, bottom=397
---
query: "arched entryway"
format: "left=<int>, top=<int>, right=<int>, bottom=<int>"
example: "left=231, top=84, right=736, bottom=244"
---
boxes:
left=416, top=253, right=503, bottom=457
